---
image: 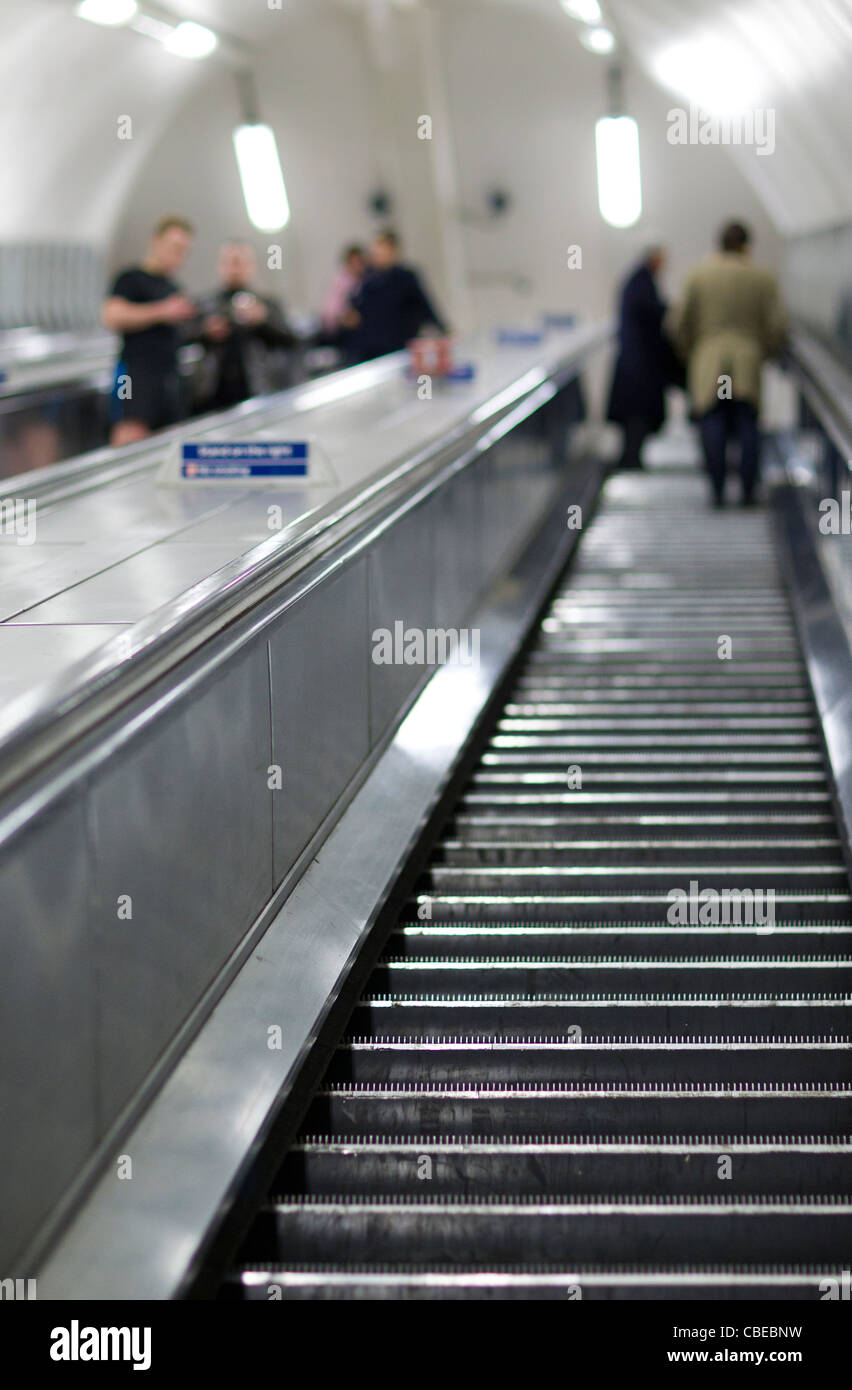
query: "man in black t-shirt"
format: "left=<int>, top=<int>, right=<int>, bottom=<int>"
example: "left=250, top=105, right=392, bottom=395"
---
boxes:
left=346, top=228, right=446, bottom=364
left=103, top=215, right=196, bottom=446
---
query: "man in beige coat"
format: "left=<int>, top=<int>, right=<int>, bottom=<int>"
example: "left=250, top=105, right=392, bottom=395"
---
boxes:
left=668, top=222, right=787, bottom=505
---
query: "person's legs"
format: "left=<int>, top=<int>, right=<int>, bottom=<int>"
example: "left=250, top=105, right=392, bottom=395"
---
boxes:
left=733, top=400, right=761, bottom=501
left=619, top=417, right=650, bottom=470
left=110, top=419, right=150, bottom=447
left=700, top=402, right=728, bottom=504
left=110, top=364, right=161, bottom=446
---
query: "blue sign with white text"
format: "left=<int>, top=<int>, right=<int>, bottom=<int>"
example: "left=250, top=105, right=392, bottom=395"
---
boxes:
left=181, top=442, right=309, bottom=479
left=496, top=329, right=544, bottom=346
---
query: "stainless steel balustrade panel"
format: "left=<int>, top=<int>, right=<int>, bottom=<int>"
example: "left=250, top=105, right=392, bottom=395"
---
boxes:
left=0, top=623, right=129, bottom=704
left=88, top=643, right=273, bottom=1122
left=0, top=793, right=94, bottom=1271
left=269, top=557, right=370, bottom=884
left=17, top=542, right=259, bottom=625
left=0, top=540, right=145, bottom=624
left=479, top=423, right=554, bottom=588
left=434, top=460, right=483, bottom=628
left=368, top=497, right=438, bottom=747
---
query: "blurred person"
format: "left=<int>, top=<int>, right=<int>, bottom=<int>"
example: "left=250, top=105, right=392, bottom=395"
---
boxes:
left=321, top=244, right=367, bottom=341
left=193, top=240, right=295, bottom=413
left=103, top=215, right=196, bottom=446
left=668, top=221, right=787, bottom=506
left=606, top=244, right=682, bottom=470
left=346, top=229, right=446, bottom=364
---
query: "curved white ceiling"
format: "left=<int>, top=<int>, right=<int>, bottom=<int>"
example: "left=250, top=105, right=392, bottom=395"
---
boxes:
left=607, top=0, right=852, bottom=234
left=4, top=0, right=851, bottom=242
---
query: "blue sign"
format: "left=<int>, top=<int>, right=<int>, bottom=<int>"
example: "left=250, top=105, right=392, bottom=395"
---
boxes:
left=180, top=442, right=309, bottom=479
left=496, top=329, right=544, bottom=346
left=543, top=314, right=575, bottom=330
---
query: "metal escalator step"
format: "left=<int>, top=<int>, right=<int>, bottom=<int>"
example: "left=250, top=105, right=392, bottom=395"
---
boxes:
left=450, top=814, right=838, bottom=841
left=371, top=957, right=852, bottom=997
left=423, top=865, right=848, bottom=892
left=463, top=788, right=827, bottom=803
left=226, top=1262, right=846, bottom=1300
left=249, top=1195, right=852, bottom=1265
left=492, top=722, right=817, bottom=733
left=435, top=839, right=844, bottom=867
left=329, top=1036, right=852, bottom=1085
left=305, top=1082, right=852, bottom=1138
left=483, top=747, right=823, bottom=763
left=472, top=771, right=826, bottom=786
left=391, top=923, right=852, bottom=960
left=282, top=1136, right=852, bottom=1196
left=351, top=995, right=852, bottom=1038
left=407, top=894, right=852, bottom=924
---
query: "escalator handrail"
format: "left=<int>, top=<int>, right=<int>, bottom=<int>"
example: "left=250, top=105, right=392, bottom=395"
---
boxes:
left=787, top=319, right=852, bottom=471
left=0, top=323, right=612, bottom=806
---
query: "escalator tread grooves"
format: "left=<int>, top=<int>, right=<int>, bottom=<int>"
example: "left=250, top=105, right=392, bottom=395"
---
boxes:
left=224, top=470, right=852, bottom=1297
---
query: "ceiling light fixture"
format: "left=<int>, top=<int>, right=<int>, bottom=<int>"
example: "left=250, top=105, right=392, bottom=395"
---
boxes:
left=233, top=123, right=291, bottom=232
left=76, top=0, right=138, bottom=24
left=163, top=20, right=218, bottom=59
left=580, top=25, right=616, bottom=55
left=560, top=0, right=603, bottom=22
left=595, top=114, right=642, bottom=227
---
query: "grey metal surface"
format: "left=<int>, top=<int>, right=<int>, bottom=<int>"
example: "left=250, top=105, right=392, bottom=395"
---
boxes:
left=367, top=498, right=438, bottom=746
left=0, top=329, right=116, bottom=399
left=0, top=793, right=95, bottom=1270
left=230, top=1265, right=843, bottom=1300
left=236, top=462, right=852, bottom=1298
left=89, top=644, right=273, bottom=1122
left=0, top=326, right=605, bottom=794
left=788, top=323, right=852, bottom=468
left=775, top=483, right=852, bottom=878
left=0, top=623, right=128, bottom=702
left=19, top=542, right=256, bottom=624
left=34, top=459, right=599, bottom=1300
left=269, top=558, right=370, bottom=883
left=0, top=339, right=597, bottom=1277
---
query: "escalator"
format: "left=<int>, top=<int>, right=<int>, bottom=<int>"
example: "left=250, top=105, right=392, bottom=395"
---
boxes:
left=224, top=463, right=852, bottom=1300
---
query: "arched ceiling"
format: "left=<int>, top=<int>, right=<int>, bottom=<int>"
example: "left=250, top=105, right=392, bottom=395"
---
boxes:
left=5, top=0, right=852, bottom=242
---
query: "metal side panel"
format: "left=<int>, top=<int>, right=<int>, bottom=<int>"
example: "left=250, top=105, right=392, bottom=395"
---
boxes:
left=775, top=483, right=852, bottom=864
left=269, top=556, right=370, bottom=884
left=0, top=792, right=95, bottom=1272
left=88, top=643, right=273, bottom=1125
left=434, top=462, right=483, bottom=629
left=34, top=460, right=602, bottom=1300
left=368, top=497, right=438, bottom=747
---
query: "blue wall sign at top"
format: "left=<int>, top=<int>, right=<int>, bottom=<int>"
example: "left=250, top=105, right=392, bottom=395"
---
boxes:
left=496, top=329, right=545, bottom=346
left=181, top=442, right=309, bottom=479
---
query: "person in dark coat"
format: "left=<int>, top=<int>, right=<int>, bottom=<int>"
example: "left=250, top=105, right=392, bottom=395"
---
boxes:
left=607, top=246, right=681, bottom=469
left=345, top=229, right=446, bottom=364
left=192, top=241, right=295, bottom=412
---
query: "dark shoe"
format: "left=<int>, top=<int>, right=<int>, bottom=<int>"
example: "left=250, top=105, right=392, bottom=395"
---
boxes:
left=711, top=494, right=725, bottom=509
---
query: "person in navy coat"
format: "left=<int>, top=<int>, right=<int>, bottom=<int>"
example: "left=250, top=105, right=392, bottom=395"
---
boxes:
left=346, top=229, right=447, bottom=364
left=607, top=246, right=681, bottom=469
